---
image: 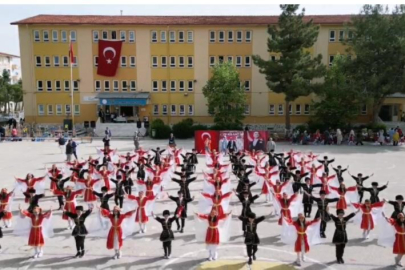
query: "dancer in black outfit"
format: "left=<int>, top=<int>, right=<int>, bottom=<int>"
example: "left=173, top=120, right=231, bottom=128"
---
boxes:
left=349, top=172, right=373, bottom=203
left=64, top=206, right=92, bottom=258
left=111, top=175, right=125, bottom=208
left=312, top=190, right=339, bottom=238
left=301, top=177, right=315, bottom=217
left=153, top=210, right=177, bottom=259
left=317, top=156, right=334, bottom=176
left=332, top=165, right=349, bottom=183
left=363, top=181, right=389, bottom=204
left=389, top=195, right=405, bottom=219
left=93, top=186, right=114, bottom=210
left=49, top=174, right=71, bottom=210
left=23, top=188, right=44, bottom=213
left=169, top=191, right=193, bottom=233
left=239, top=212, right=265, bottom=265
left=235, top=191, right=260, bottom=236
left=151, top=147, right=165, bottom=165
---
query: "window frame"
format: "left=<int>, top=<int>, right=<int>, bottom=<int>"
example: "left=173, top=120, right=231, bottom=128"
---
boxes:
left=161, top=56, right=167, bottom=68
left=244, top=56, right=251, bottom=67
left=227, top=56, right=233, bottom=64
left=74, top=104, right=80, bottom=115
left=244, top=105, right=250, bottom=115
left=339, top=30, right=345, bottom=42
left=43, top=30, right=49, bottom=42
left=171, top=104, right=177, bottom=115
left=228, top=31, right=234, bottom=42
left=187, top=56, right=193, bottom=68
left=161, top=80, right=167, bottom=92
left=113, top=80, right=119, bottom=92
left=104, top=80, right=110, bottom=92
left=170, top=80, right=176, bottom=92
left=63, top=56, right=69, bottom=67
left=55, top=80, right=61, bottom=91
left=179, top=104, right=185, bottom=116
left=93, top=30, right=99, bottom=42
left=179, top=80, right=185, bottom=92
left=70, top=30, right=77, bottom=42
left=304, top=104, right=310, bottom=115
left=34, top=30, right=40, bottom=42
left=218, top=31, right=225, bottom=43
left=53, top=56, right=60, bottom=67
left=44, top=56, right=51, bottom=67
left=187, top=80, right=194, bottom=92
left=160, top=31, right=167, bottom=43
left=210, top=56, right=215, bottom=67
left=162, top=105, right=168, bottom=115
left=130, top=56, right=136, bottom=68
left=245, top=30, right=252, bottom=42
left=153, top=104, right=159, bottom=115
left=129, top=31, right=135, bottom=43
left=61, top=31, right=67, bottom=42
left=179, top=56, right=185, bottom=68
left=170, top=56, right=176, bottom=68
left=73, top=81, right=79, bottom=92
left=94, top=56, right=99, bottom=67
left=95, top=80, right=101, bottom=92
left=151, top=31, right=158, bottom=43
left=244, top=80, right=250, bottom=91
left=38, top=104, right=45, bottom=115
left=35, top=56, right=42, bottom=67
left=178, top=31, right=185, bottom=43
left=295, top=104, right=301, bottom=115
left=120, top=30, right=126, bottom=42
left=130, top=80, right=136, bottom=92
left=209, top=31, right=216, bottom=43
left=46, top=80, right=52, bottom=92
left=65, top=104, right=71, bottom=115
left=64, top=80, right=70, bottom=91
left=329, top=30, right=336, bottom=42
left=47, top=104, right=54, bottom=115
left=121, top=56, right=127, bottom=67
left=37, top=80, right=43, bottom=92
left=102, top=31, right=108, bottom=40
left=236, top=31, right=243, bottom=43
left=278, top=104, right=284, bottom=115
left=152, top=80, right=159, bottom=92
left=188, top=105, right=194, bottom=115
left=236, top=56, right=242, bottom=67
left=187, top=31, right=193, bottom=43
left=52, top=30, right=58, bottom=42
left=56, top=104, right=62, bottom=115
left=111, top=30, right=117, bottom=40
left=329, top=55, right=335, bottom=66
left=121, top=80, right=128, bottom=92
left=269, top=104, right=275, bottom=115
left=169, top=31, right=176, bottom=43
left=152, top=56, right=158, bottom=68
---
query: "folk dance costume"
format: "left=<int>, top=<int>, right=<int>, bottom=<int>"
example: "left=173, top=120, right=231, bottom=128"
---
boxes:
left=352, top=200, right=385, bottom=239
left=204, top=177, right=231, bottom=195
left=153, top=210, right=177, bottom=259
left=306, top=164, right=324, bottom=185
left=151, top=148, right=165, bottom=166
left=172, top=177, right=197, bottom=200
left=363, top=182, right=388, bottom=204
left=236, top=192, right=260, bottom=235
left=15, top=174, right=46, bottom=203
left=312, top=191, right=339, bottom=238
left=291, top=170, right=309, bottom=193
left=136, top=177, right=162, bottom=198
left=313, top=173, right=338, bottom=195
left=317, top=156, right=334, bottom=176
left=134, top=162, right=146, bottom=181
left=64, top=206, right=92, bottom=258
left=53, top=188, right=84, bottom=229
left=47, top=165, right=62, bottom=191
left=281, top=213, right=321, bottom=266
left=350, top=173, right=373, bottom=202
left=93, top=187, right=114, bottom=210
left=332, top=166, right=348, bottom=183
left=77, top=176, right=102, bottom=208
left=23, top=188, right=44, bottom=213
left=111, top=176, right=125, bottom=208
left=275, top=193, right=300, bottom=225
left=185, top=149, right=199, bottom=173
left=255, top=166, right=279, bottom=202
left=169, top=192, right=193, bottom=232
left=49, top=175, right=71, bottom=209
left=389, top=195, right=405, bottom=219
left=239, top=212, right=265, bottom=265
left=378, top=213, right=405, bottom=267
left=301, top=179, right=315, bottom=217
left=126, top=193, right=156, bottom=234
left=329, top=183, right=358, bottom=210
left=117, top=167, right=135, bottom=195
left=330, top=209, right=356, bottom=264
left=96, top=168, right=113, bottom=191
left=0, top=189, right=14, bottom=227
left=200, top=192, right=232, bottom=217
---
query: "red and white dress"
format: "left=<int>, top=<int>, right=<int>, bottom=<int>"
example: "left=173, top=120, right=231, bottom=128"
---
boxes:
left=21, top=210, right=52, bottom=247
left=200, top=192, right=232, bottom=217
left=96, top=170, right=113, bottom=191
left=276, top=194, right=298, bottom=225
left=15, top=176, right=46, bottom=202
left=100, top=209, right=136, bottom=249
left=0, top=191, right=13, bottom=220
left=127, top=195, right=156, bottom=223
left=197, top=214, right=228, bottom=245
left=53, top=190, right=84, bottom=220
left=352, top=201, right=385, bottom=230
left=77, top=178, right=101, bottom=202
left=282, top=218, right=321, bottom=253
left=306, top=165, right=323, bottom=185
left=48, top=168, right=61, bottom=191
left=330, top=186, right=358, bottom=210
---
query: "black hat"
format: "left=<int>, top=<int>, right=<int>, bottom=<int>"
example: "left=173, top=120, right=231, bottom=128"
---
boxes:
left=124, top=166, right=130, bottom=170
left=320, top=190, right=326, bottom=195
left=305, top=177, right=310, bottom=181
left=270, top=149, right=274, bottom=153
left=163, top=210, right=170, bottom=216
left=75, top=206, right=84, bottom=211
left=28, top=188, right=36, bottom=193
left=57, top=174, right=63, bottom=179
left=177, top=190, right=183, bottom=195
left=117, top=175, right=122, bottom=180
left=371, top=182, right=378, bottom=186
left=323, top=156, right=328, bottom=159
left=396, top=195, right=404, bottom=201
left=94, top=160, right=99, bottom=165
left=78, top=165, right=83, bottom=169
left=336, top=209, right=344, bottom=215
left=247, top=212, right=256, bottom=219
left=101, top=186, right=108, bottom=192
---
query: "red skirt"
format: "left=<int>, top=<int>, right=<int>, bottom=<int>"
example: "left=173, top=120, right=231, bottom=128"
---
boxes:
left=336, top=197, right=347, bottom=210
left=205, top=227, right=220, bottom=245
left=278, top=209, right=292, bottom=225
left=107, top=227, right=123, bottom=249
left=394, top=233, right=405, bottom=254
left=28, top=227, right=45, bottom=247
left=1, top=211, right=12, bottom=220
left=261, top=182, right=269, bottom=195
left=145, top=189, right=154, bottom=198
left=176, top=206, right=184, bottom=216
left=360, top=213, right=374, bottom=230
left=50, top=181, right=57, bottom=191
left=135, top=208, right=148, bottom=223
left=175, top=157, right=180, bottom=165
left=63, top=201, right=76, bottom=220
left=83, top=189, right=96, bottom=202
left=213, top=205, right=224, bottom=217
left=294, top=234, right=310, bottom=253
left=103, top=178, right=110, bottom=191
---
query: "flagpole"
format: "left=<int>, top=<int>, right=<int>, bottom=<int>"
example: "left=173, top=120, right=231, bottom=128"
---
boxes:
left=70, top=34, right=75, bottom=136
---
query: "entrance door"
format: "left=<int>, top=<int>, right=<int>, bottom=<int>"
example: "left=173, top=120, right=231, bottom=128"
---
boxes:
left=120, top=106, right=134, bottom=117
left=379, top=105, right=392, bottom=121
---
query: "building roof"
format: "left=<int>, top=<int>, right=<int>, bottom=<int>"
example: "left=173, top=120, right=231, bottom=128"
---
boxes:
left=11, top=14, right=354, bottom=26
left=0, top=52, right=19, bottom=58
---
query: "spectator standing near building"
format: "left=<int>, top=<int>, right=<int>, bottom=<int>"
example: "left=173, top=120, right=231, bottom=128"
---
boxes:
left=58, top=135, right=66, bottom=153
left=66, top=140, right=73, bottom=162
left=267, top=137, right=276, bottom=152
left=11, top=127, right=18, bottom=141
left=134, top=131, right=140, bottom=150
left=103, top=135, right=111, bottom=151
left=169, top=133, right=176, bottom=147
left=71, top=140, right=78, bottom=159
left=105, top=127, right=112, bottom=138
left=393, top=130, right=400, bottom=146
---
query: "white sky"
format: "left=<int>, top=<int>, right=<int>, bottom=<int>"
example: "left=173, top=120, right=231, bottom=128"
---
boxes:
left=0, top=4, right=397, bottom=56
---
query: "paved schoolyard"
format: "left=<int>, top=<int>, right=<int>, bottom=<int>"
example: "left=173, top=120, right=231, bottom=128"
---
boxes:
left=0, top=138, right=404, bottom=270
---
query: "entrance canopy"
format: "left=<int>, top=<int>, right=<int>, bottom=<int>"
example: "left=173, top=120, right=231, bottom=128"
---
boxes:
left=96, top=92, right=150, bottom=106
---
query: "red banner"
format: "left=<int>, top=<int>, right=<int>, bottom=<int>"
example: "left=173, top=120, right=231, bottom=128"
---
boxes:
left=219, top=131, right=244, bottom=153
left=194, top=130, right=219, bottom=154
left=244, top=131, right=269, bottom=152
left=97, top=40, right=123, bottom=77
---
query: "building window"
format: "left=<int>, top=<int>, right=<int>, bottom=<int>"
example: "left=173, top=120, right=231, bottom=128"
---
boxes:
left=61, top=31, right=67, bottom=42
left=129, top=31, right=135, bottom=42
left=152, top=81, right=158, bottom=92
left=161, top=56, right=167, bottom=68
left=55, top=80, right=61, bottom=91
left=65, top=105, right=71, bottom=115
left=245, top=56, right=251, bottom=67
left=227, top=56, right=233, bottom=64
left=72, top=57, right=78, bottom=67
left=70, top=31, right=77, bottom=42
left=296, top=104, right=301, bottom=115
left=348, top=30, right=353, bottom=40
left=152, top=56, right=158, bottom=68
left=162, top=105, right=168, bottom=115
left=278, top=104, right=284, bottom=115
left=171, top=105, right=177, bottom=115
left=130, top=80, right=136, bottom=91
left=236, top=56, right=242, bottom=67
left=104, top=81, right=110, bottom=91
left=219, top=31, right=225, bottom=43
left=153, top=105, right=159, bottom=115
left=151, top=31, right=157, bottom=43
left=179, top=56, right=185, bottom=68
left=130, top=56, right=136, bottom=67
left=236, top=31, right=243, bottom=42
left=170, top=56, right=176, bottom=68
left=170, top=80, right=176, bottom=92
left=47, top=105, right=54, bottom=115
left=271, top=55, right=276, bottom=62
left=95, top=80, right=101, bottom=92
left=210, top=56, right=215, bottom=67
left=63, top=56, right=69, bottom=67
left=339, top=30, right=344, bottom=42
left=120, top=31, right=126, bottom=41
left=102, top=31, right=108, bottom=40
left=52, top=30, right=58, bottom=42
left=179, top=80, right=185, bottom=92
left=64, top=81, right=70, bottom=91
left=289, top=104, right=292, bottom=115
left=45, top=56, right=51, bottom=67
left=53, top=56, right=60, bottom=67
left=94, top=56, right=99, bottom=67
left=34, top=30, right=40, bottom=42
left=169, top=31, right=176, bottom=43
left=187, top=56, right=193, bottom=68
left=188, top=80, right=194, bottom=92
left=178, top=31, right=185, bottom=43
left=361, top=104, right=367, bottom=115
left=245, top=31, right=252, bottom=42
left=111, top=30, right=117, bottom=40
left=121, top=81, right=128, bottom=91
left=160, top=31, right=167, bottom=43
left=228, top=31, right=234, bottom=42
left=35, top=56, right=42, bottom=67
left=210, top=31, right=216, bottom=43
left=93, top=31, right=99, bottom=42
left=269, top=104, right=275, bottom=115
left=73, top=81, right=79, bottom=91
left=187, top=31, right=193, bottom=43
left=56, top=104, right=62, bottom=115
left=46, top=80, right=52, bottom=91
left=179, top=105, right=185, bottom=115
left=304, top=104, right=310, bottom=115
left=43, top=30, right=49, bottom=42
left=329, top=30, right=336, bottom=42
left=188, top=105, right=194, bottom=115
left=161, top=80, right=167, bottom=92
left=218, top=56, right=224, bottom=63
left=37, top=81, right=43, bottom=91
left=244, top=80, right=250, bottom=91
left=38, top=105, right=45, bottom=115
left=74, top=104, right=80, bottom=115
left=121, top=56, right=127, bottom=67
left=244, top=105, right=250, bottom=115
left=113, top=80, right=119, bottom=91
left=329, top=55, right=335, bottom=66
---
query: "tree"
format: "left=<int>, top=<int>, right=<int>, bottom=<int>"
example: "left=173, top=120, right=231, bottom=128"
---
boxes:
left=0, top=71, right=23, bottom=113
left=311, top=55, right=364, bottom=129
left=202, top=61, right=247, bottom=128
left=347, top=4, right=405, bottom=123
left=253, top=4, right=326, bottom=132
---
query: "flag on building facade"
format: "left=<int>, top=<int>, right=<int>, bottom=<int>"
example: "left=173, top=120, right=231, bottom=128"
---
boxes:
left=97, top=40, right=123, bottom=77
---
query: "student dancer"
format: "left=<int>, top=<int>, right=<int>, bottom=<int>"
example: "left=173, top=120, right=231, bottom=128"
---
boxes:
left=172, top=175, right=197, bottom=200
left=379, top=212, right=405, bottom=267
left=53, top=186, right=84, bottom=229
left=352, top=199, right=385, bottom=239
left=151, top=147, right=165, bottom=166
left=111, top=175, right=125, bottom=208
left=23, top=188, right=44, bottom=213
left=77, top=174, right=101, bottom=208
left=349, top=172, right=373, bottom=203
left=332, top=165, right=349, bottom=183
left=301, top=178, right=315, bottom=217
left=47, top=164, right=62, bottom=191
left=275, top=192, right=299, bottom=225
left=15, top=174, right=46, bottom=202
left=93, top=186, right=114, bottom=211
left=330, top=182, right=358, bottom=210
left=126, top=191, right=156, bottom=234
left=235, top=191, right=260, bottom=236
left=49, top=174, right=71, bottom=210
left=169, top=191, right=193, bottom=233
left=389, top=195, right=405, bottom=219
left=201, top=191, right=232, bottom=217
left=239, top=212, right=265, bottom=265
left=363, top=181, right=389, bottom=204
left=311, top=190, right=339, bottom=238
left=317, top=156, right=334, bottom=176
left=0, top=188, right=14, bottom=227
left=153, top=210, right=177, bottom=259
left=64, top=205, right=92, bottom=258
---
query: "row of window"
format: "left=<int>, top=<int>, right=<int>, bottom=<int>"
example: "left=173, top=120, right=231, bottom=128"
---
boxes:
left=329, top=30, right=353, bottom=42
left=34, top=30, right=76, bottom=43
left=94, top=80, right=137, bottom=92
left=94, top=56, right=137, bottom=68
left=37, top=80, right=79, bottom=92
left=38, top=104, right=80, bottom=116
left=210, top=55, right=252, bottom=67
left=151, top=56, right=194, bottom=68
left=93, top=30, right=136, bottom=43
left=151, top=80, right=194, bottom=92
left=35, top=55, right=77, bottom=68
left=269, top=104, right=311, bottom=115
left=209, top=30, right=252, bottom=43
left=153, top=104, right=194, bottom=116
left=150, top=30, right=193, bottom=43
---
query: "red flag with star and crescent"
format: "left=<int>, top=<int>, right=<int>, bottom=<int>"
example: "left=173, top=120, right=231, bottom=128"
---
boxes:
left=97, top=40, right=123, bottom=77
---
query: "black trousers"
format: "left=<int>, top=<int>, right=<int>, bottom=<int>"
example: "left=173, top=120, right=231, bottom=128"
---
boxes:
left=57, top=196, right=64, bottom=208
left=320, top=220, right=327, bottom=233
left=304, top=203, right=312, bottom=217
left=163, top=241, right=172, bottom=256
left=73, top=151, right=78, bottom=159
left=242, top=218, right=247, bottom=232
left=115, top=196, right=124, bottom=208
left=75, top=236, right=85, bottom=252
left=358, top=190, right=364, bottom=203
left=246, top=244, right=258, bottom=258
left=124, top=186, right=132, bottom=195
left=175, top=218, right=185, bottom=230
left=356, top=141, right=364, bottom=146
left=335, top=244, right=346, bottom=260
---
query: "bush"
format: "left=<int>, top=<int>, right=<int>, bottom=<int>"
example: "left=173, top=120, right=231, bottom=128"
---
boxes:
left=294, top=124, right=307, bottom=134
left=210, top=123, right=243, bottom=130
left=366, top=123, right=387, bottom=132
left=183, top=118, right=194, bottom=126
left=151, top=119, right=164, bottom=128
left=192, top=124, right=208, bottom=132
left=172, top=120, right=194, bottom=139
left=154, top=124, right=172, bottom=139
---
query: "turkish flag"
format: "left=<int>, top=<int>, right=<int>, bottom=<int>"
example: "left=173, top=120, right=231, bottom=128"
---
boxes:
left=97, top=40, right=123, bottom=77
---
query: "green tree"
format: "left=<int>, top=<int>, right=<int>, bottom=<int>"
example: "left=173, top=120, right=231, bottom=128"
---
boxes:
left=312, top=55, right=364, bottom=129
left=346, top=4, right=405, bottom=123
left=0, top=71, right=23, bottom=113
left=202, top=61, right=247, bottom=128
left=253, top=4, right=326, bottom=132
